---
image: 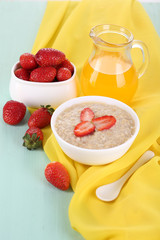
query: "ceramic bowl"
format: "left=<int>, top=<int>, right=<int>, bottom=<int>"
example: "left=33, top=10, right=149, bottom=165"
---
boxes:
left=9, top=62, right=78, bottom=108
left=51, top=96, right=140, bottom=165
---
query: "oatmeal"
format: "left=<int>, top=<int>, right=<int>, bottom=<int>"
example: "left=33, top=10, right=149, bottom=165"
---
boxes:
left=55, top=102, right=135, bottom=149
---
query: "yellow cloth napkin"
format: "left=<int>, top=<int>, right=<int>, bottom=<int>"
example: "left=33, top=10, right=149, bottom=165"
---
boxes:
left=32, top=0, right=160, bottom=239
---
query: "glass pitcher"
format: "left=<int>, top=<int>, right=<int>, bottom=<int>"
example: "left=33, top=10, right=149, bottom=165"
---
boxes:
left=80, top=24, right=149, bottom=104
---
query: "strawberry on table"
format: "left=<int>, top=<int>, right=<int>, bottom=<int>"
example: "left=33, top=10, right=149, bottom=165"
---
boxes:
left=20, top=53, right=38, bottom=70
left=92, top=115, right=116, bottom=131
left=3, top=100, right=26, bottom=125
left=28, top=105, right=54, bottom=128
left=29, top=66, right=56, bottom=82
left=56, top=67, right=72, bottom=81
left=15, top=68, right=30, bottom=81
left=35, top=48, right=65, bottom=67
left=74, top=121, right=95, bottom=137
left=80, top=108, right=95, bottom=122
left=23, top=127, right=43, bottom=150
left=44, top=162, right=70, bottom=191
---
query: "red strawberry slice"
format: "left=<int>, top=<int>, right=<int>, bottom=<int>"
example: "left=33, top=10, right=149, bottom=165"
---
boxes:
left=74, top=121, right=95, bottom=137
left=80, top=108, right=95, bottom=122
left=92, top=115, right=116, bottom=131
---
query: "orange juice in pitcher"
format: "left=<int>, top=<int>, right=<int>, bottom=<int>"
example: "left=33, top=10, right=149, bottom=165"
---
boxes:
left=81, top=24, right=149, bottom=104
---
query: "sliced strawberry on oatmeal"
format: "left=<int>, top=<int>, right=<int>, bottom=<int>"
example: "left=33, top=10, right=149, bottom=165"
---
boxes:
left=92, top=115, right=116, bottom=131
left=80, top=108, right=95, bottom=122
left=74, top=121, right=95, bottom=137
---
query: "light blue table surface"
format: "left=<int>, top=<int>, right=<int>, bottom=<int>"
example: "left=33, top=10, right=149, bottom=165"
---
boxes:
left=0, top=2, right=159, bottom=240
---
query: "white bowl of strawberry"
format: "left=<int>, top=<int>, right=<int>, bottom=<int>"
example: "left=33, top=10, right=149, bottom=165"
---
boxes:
left=51, top=96, right=140, bottom=165
left=9, top=48, right=78, bottom=108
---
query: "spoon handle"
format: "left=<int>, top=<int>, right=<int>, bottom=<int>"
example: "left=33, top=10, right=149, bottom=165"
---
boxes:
left=96, top=150, right=155, bottom=202
left=118, top=150, right=155, bottom=185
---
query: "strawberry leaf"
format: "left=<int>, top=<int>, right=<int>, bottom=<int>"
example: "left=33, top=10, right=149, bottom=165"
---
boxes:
left=40, top=105, right=55, bottom=115
left=23, top=133, right=42, bottom=150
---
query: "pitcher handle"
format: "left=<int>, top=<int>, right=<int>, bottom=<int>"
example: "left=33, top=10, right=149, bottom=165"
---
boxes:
left=132, top=40, right=149, bottom=79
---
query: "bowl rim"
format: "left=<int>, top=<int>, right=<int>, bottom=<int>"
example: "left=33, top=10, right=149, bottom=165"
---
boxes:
left=12, top=61, right=76, bottom=86
left=51, top=96, right=140, bottom=152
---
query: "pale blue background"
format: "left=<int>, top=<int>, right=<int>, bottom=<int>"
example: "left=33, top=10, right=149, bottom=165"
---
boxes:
left=0, top=2, right=159, bottom=240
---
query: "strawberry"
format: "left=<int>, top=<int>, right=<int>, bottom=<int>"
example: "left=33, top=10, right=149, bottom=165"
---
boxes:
left=74, top=121, right=95, bottom=137
left=20, top=53, right=38, bottom=70
left=57, top=67, right=72, bottom=81
left=29, top=66, right=56, bottom=82
left=44, top=162, right=70, bottom=190
left=80, top=108, right=95, bottom=122
left=92, top=115, right=116, bottom=131
left=23, top=127, right=43, bottom=150
left=28, top=105, right=54, bottom=128
left=14, top=68, right=30, bottom=80
left=3, top=100, right=26, bottom=125
left=59, top=59, right=74, bottom=73
left=35, top=48, right=65, bottom=67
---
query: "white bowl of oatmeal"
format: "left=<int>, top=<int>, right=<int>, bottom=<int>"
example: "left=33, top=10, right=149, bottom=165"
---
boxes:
left=51, top=96, right=140, bottom=165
